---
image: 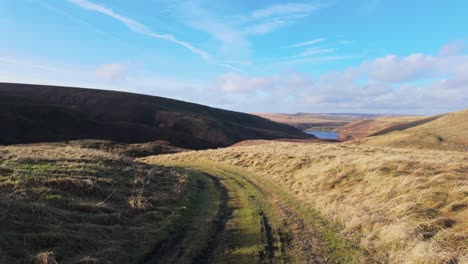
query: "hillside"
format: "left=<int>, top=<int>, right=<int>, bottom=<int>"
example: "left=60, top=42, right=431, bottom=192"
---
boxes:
left=0, top=143, right=194, bottom=263
left=0, top=83, right=311, bottom=149
left=252, top=112, right=405, bottom=132
left=337, top=116, right=427, bottom=140
left=144, top=142, right=468, bottom=263
left=47, top=139, right=188, bottom=157
left=252, top=112, right=370, bottom=131
left=357, top=109, right=468, bottom=151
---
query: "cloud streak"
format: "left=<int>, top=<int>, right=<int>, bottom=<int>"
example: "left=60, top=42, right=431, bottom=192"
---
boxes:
left=0, top=57, right=64, bottom=73
left=68, top=0, right=210, bottom=60
left=296, top=47, right=336, bottom=57
left=251, top=3, right=321, bottom=19
left=288, top=38, right=325, bottom=48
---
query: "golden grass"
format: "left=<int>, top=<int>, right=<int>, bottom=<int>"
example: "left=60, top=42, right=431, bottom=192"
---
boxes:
left=145, top=142, right=468, bottom=263
left=338, top=116, right=426, bottom=140
left=358, top=109, right=468, bottom=151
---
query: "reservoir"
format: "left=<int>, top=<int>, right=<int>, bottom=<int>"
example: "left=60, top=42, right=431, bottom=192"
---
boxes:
left=305, top=131, right=339, bottom=140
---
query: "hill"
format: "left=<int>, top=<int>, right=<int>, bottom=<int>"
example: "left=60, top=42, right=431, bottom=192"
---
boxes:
left=144, top=142, right=468, bottom=263
left=337, top=115, right=427, bottom=140
left=252, top=112, right=401, bottom=131
left=0, top=83, right=311, bottom=149
left=357, top=109, right=468, bottom=151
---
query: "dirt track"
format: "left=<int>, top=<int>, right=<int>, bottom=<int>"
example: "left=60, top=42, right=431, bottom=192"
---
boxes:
left=140, top=163, right=333, bottom=264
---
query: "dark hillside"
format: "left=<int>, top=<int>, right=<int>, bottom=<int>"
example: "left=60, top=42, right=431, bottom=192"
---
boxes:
left=0, top=83, right=312, bottom=148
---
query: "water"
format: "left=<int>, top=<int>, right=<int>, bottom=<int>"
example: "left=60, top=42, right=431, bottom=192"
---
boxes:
left=305, top=131, right=339, bottom=140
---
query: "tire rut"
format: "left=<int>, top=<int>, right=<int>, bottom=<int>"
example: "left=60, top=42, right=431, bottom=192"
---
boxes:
left=273, top=199, right=327, bottom=263
left=142, top=172, right=233, bottom=264
left=259, top=210, right=275, bottom=263
left=192, top=173, right=231, bottom=263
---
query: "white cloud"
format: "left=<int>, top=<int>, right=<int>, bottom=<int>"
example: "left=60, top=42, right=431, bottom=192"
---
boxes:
left=95, top=63, right=126, bottom=82
left=211, top=43, right=468, bottom=114
left=68, top=0, right=210, bottom=61
left=296, top=47, right=336, bottom=57
left=166, top=1, right=324, bottom=72
left=288, top=38, right=325, bottom=48
left=241, top=3, right=322, bottom=36
left=178, top=2, right=250, bottom=60
left=439, top=41, right=465, bottom=57
left=363, top=54, right=438, bottom=82
left=216, top=73, right=278, bottom=93
left=0, top=57, right=64, bottom=73
left=361, top=46, right=468, bottom=83
left=251, top=3, right=321, bottom=19
left=243, top=19, right=286, bottom=35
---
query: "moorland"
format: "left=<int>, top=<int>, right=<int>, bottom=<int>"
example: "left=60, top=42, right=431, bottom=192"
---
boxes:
left=0, top=84, right=466, bottom=263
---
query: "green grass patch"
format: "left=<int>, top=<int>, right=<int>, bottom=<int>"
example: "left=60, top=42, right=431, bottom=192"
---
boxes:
left=154, top=161, right=367, bottom=263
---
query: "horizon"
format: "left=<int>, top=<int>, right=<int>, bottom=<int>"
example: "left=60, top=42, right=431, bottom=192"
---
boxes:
left=1, top=0, right=467, bottom=115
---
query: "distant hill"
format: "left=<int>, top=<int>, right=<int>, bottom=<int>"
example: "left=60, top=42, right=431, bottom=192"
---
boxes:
left=252, top=112, right=400, bottom=131
left=0, top=83, right=312, bottom=149
left=337, top=116, right=427, bottom=140
left=356, top=109, right=468, bottom=151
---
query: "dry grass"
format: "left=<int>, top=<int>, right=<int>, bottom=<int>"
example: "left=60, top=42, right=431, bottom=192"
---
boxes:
left=252, top=112, right=364, bottom=130
left=146, top=142, right=468, bottom=263
left=357, top=109, right=468, bottom=151
left=0, top=144, right=189, bottom=263
left=338, top=116, right=426, bottom=140
left=24, top=139, right=188, bottom=157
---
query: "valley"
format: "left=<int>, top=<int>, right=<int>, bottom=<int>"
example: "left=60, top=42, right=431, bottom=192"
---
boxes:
left=3, top=0, right=468, bottom=262
left=0, top=86, right=466, bottom=263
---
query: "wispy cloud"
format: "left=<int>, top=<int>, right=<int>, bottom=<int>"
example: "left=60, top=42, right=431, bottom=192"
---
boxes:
left=296, top=47, right=336, bottom=57
left=338, top=40, right=354, bottom=45
left=241, top=3, right=323, bottom=36
left=178, top=1, right=250, bottom=60
left=243, top=19, right=286, bottom=35
left=68, top=0, right=210, bottom=61
left=0, top=57, right=64, bottom=73
left=251, top=3, right=321, bottom=20
left=288, top=38, right=325, bottom=48
left=169, top=1, right=325, bottom=71
left=284, top=54, right=360, bottom=65
left=95, top=63, right=126, bottom=82
left=36, top=0, right=131, bottom=47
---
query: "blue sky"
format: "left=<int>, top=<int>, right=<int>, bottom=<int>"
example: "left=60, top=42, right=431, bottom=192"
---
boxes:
left=1, top=0, right=467, bottom=114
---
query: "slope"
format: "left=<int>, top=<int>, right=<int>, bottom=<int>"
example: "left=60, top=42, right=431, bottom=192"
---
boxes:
left=252, top=112, right=368, bottom=131
left=0, top=143, right=195, bottom=263
left=144, top=142, right=468, bottom=263
left=337, top=116, right=427, bottom=140
left=0, top=83, right=311, bottom=149
left=357, top=109, right=468, bottom=151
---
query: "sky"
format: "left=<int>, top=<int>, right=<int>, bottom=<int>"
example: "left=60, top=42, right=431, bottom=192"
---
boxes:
left=1, top=0, right=467, bottom=115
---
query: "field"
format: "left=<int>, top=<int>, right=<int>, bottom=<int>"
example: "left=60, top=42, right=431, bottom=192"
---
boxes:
left=338, top=116, right=427, bottom=140
left=1, top=108, right=466, bottom=263
left=357, top=109, right=468, bottom=151
left=144, top=142, right=468, bottom=263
